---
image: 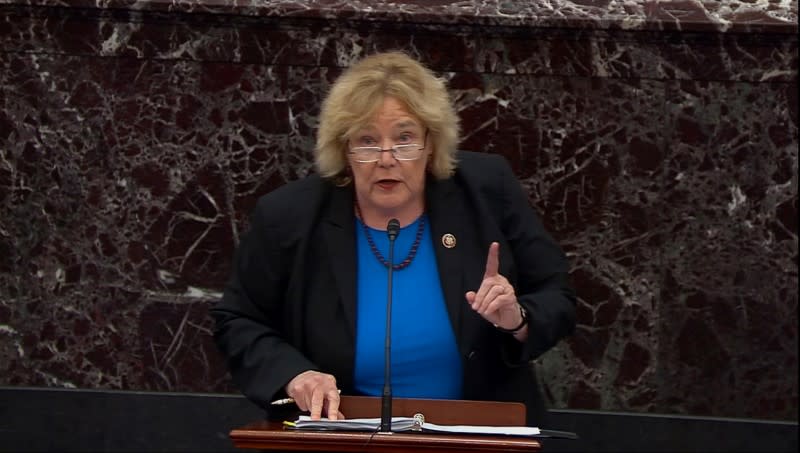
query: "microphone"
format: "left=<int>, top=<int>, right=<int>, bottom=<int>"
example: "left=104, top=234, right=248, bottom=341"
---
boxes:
left=380, top=218, right=400, bottom=433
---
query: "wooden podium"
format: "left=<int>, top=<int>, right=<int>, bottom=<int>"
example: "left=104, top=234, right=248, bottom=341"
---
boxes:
left=229, top=395, right=541, bottom=452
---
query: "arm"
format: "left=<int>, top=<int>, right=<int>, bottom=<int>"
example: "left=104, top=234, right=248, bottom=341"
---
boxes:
left=465, top=155, right=576, bottom=362
left=210, top=197, right=318, bottom=410
left=498, top=156, right=576, bottom=360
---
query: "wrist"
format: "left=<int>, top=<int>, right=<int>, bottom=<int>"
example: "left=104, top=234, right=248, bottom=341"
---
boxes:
left=493, top=304, right=528, bottom=334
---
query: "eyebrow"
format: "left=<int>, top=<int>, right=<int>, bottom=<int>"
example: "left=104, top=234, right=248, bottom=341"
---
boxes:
left=393, top=120, right=421, bottom=130
left=354, top=121, right=422, bottom=135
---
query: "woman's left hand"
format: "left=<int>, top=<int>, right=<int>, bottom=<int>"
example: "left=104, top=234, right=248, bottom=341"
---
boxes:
left=465, top=242, right=525, bottom=331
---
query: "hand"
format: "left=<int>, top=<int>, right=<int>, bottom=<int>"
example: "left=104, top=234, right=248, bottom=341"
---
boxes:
left=465, top=242, right=524, bottom=331
left=285, top=370, right=345, bottom=420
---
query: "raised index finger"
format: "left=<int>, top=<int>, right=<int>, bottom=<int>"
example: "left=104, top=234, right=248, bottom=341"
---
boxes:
left=484, top=242, right=500, bottom=278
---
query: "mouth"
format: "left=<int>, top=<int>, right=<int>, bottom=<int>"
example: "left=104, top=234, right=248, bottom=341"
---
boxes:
left=375, top=179, right=400, bottom=190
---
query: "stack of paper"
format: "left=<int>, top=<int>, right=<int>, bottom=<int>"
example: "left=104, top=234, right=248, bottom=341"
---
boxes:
left=289, top=416, right=541, bottom=436
left=290, top=416, right=418, bottom=431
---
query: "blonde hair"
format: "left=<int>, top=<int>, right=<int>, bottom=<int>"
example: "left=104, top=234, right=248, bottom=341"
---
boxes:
left=315, top=51, right=460, bottom=184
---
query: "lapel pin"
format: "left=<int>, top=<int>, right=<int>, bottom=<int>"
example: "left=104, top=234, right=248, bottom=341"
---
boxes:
left=441, top=233, right=456, bottom=249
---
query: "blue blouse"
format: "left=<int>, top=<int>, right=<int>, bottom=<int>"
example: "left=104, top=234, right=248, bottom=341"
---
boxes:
left=353, top=215, right=463, bottom=399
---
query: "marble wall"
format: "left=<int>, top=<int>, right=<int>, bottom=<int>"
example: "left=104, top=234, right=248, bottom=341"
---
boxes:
left=0, top=1, right=797, bottom=421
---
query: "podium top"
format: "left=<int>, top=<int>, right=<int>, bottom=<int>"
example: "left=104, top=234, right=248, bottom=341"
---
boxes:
left=231, top=421, right=540, bottom=452
left=230, top=396, right=540, bottom=452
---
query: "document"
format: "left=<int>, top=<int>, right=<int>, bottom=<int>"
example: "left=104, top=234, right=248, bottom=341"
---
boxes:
left=289, top=416, right=417, bottom=431
left=288, top=415, right=541, bottom=436
left=422, top=422, right=540, bottom=436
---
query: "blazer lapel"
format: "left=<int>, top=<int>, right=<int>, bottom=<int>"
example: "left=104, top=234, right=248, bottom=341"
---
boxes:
left=426, top=177, right=481, bottom=358
left=322, top=186, right=358, bottom=338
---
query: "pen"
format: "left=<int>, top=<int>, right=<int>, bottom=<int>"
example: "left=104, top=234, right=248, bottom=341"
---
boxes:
left=270, top=397, right=296, bottom=406
left=270, top=389, right=341, bottom=406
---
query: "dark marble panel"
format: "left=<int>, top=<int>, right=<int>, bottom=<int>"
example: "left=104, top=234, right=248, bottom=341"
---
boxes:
left=5, top=0, right=798, bottom=33
left=2, top=6, right=797, bottom=83
left=510, top=76, right=672, bottom=412
left=0, top=54, right=325, bottom=391
left=652, top=80, right=798, bottom=418
left=537, top=76, right=798, bottom=420
left=0, top=1, right=797, bottom=422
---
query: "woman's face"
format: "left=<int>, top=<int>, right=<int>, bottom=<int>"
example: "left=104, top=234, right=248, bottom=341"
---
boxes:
left=347, top=96, right=431, bottom=223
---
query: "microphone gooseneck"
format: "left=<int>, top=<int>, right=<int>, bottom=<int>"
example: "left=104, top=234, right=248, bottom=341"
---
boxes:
left=380, top=218, right=400, bottom=433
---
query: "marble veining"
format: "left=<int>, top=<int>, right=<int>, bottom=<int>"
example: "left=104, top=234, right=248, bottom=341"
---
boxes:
left=4, top=0, right=796, bottom=33
left=0, top=1, right=797, bottom=421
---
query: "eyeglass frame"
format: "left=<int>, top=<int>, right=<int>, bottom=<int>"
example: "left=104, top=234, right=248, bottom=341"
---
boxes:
left=347, top=130, right=429, bottom=163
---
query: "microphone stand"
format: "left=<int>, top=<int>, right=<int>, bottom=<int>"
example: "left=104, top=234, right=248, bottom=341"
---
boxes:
left=380, top=219, right=400, bottom=433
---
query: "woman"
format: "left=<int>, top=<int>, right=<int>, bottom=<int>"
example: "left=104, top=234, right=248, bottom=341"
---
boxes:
left=211, top=51, right=576, bottom=426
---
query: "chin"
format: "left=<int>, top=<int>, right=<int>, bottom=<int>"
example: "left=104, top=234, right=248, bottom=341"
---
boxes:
left=374, top=202, right=405, bottom=213
left=370, top=197, right=407, bottom=213
left=369, top=190, right=402, bottom=202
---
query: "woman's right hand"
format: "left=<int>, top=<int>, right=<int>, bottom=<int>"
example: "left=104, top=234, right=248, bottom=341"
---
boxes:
left=285, top=370, right=344, bottom=420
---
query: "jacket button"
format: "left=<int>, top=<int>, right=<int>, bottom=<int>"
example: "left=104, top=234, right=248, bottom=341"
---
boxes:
left=466, top=350, right=477, bottom=361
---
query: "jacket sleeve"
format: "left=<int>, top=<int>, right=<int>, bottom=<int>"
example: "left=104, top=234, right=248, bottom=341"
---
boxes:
left=493, top=156, right=577, bottom=362
left=210, top=196, right=318, bottom=410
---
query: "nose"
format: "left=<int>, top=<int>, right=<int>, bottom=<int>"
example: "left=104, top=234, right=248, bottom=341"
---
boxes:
left=376, top=141, right=397, bottom=166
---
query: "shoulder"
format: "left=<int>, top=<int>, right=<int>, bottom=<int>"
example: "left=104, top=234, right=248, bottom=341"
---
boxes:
left=251, top=174, right=331, bottom=227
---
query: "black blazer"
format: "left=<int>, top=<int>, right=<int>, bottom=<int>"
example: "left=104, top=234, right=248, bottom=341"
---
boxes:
left=211, top=151, right=576, bottom=425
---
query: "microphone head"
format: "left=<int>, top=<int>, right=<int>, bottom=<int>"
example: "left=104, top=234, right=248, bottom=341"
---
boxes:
left=387, top=218, right=400, bottom=241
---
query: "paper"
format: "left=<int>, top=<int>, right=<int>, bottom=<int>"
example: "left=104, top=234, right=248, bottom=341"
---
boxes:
left=291, top=415, right=540, bottom=436
left=292, top=416, right=417, bottom=431
left=422, top=422, right=540, bottom=436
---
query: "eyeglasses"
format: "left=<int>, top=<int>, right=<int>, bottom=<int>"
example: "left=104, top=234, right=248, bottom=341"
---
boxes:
left=348, top=131, right=428, bottom=163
